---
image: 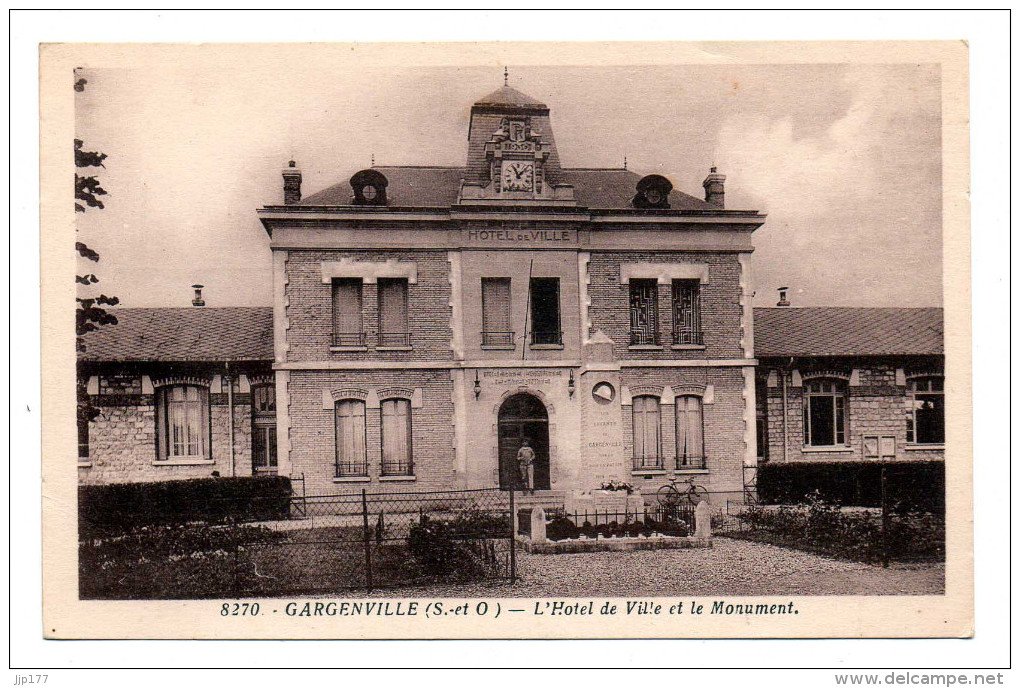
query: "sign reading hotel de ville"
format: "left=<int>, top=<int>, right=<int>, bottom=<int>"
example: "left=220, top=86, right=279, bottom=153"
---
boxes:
left=38, top=41, right=973, bottom=649
left=461, top=227, right=578, bottom=248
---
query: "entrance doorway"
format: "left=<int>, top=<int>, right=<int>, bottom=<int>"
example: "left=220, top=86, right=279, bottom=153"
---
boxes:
left=497, top=393, right=551, bottom=491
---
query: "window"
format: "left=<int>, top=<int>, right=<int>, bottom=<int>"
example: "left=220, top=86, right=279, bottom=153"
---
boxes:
left=381, top=398, right=413, bottom=476
left=629, top=279, right=659, bottom=345
left=675, top=395, right=706, bottom=469
left=672, top=279, right=703, bottom=345
left=907, top=377, right=945, bottom=444
left=332, top=278, right=364, bottom=347
left=251, top=385, right=277, bottom=474
left=803, top=379, right=848, bottom=447
left=631, top=395, right=662, bottom=470
left=156, top=385, right=210, bottom=461
left=529, top=277, right=561, bottom=345
left=377, top=278, right=410, bottom=347
left=78, top=414, right=90, bottom=462
left=481, top=277, right=513, bottom=347
left=335, top=399, right=367, bottom=477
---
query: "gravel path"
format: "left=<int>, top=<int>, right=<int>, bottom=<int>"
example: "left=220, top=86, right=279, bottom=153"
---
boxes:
left=348, top=537, right=944, bottom=598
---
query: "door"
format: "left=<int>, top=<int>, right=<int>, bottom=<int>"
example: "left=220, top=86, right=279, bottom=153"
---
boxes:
left=497, top=393, right=550, bottom=491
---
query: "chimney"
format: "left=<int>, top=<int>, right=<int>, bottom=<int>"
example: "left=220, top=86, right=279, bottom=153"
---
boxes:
left=776, top=287, right=790, bottom=307
left=282, top=160, right=302, bottom=205
left=702, top=166, right=726, bottom=208
left=192, top=284, right=205, bottom=307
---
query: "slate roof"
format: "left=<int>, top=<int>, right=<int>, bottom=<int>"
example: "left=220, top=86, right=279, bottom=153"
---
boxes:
left=473, top=85, right=548, bottom=109
left=78, top=307, right=274, bottom=362
left=298, top=166, right=717, bottom=211
left=754, top=307, right=944, bottom=358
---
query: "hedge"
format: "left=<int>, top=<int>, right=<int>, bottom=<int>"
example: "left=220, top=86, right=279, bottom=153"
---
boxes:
left=757, top=461, right=944, bottom=513
left=79, top=475, right=292, bottom=538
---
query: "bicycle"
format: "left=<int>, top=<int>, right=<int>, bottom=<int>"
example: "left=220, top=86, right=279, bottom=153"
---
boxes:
left=656, top=476, right=709, bottom=508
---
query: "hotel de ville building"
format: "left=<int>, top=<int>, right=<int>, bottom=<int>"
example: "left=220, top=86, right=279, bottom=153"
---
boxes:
left=254, top=82, right=766, bottom=501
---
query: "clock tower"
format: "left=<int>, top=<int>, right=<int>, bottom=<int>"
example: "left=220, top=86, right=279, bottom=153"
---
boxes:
left=459, top=84, right=576, bottom=205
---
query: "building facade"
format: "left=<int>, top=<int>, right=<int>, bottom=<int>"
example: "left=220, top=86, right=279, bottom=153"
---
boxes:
left=754, top=306, right=945, bottom=466
left=256, top=85, right=764, bottom=501
left=77, top=84, right=945, bottom=502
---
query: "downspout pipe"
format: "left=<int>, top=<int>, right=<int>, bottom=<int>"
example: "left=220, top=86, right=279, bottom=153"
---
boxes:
left=781, top=357, right=791, bottom=463
left=225, top=362, right=236, bottom=477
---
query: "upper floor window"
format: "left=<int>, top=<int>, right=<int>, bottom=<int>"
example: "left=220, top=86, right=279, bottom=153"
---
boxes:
left=78, top=414, right=90, bottom=462
left=155, top=385, right=210, bottom=461
left=481, top=277, right=514, bottom=347
left=629, top=279, right=659, bottom=345
left=632, top=395, right=662, bottom=470
left=672, top=279, right=703, bottom=345
left=803, top=379, right=848, bottom=447
left=377, top=278, right=410, bottom=347
left=251, top=385, right=277, bottom=474
left=335, top=399, right=367, bottom=477
left=675, top=395, right=705, bottom=469
left=332, top=278, right=364, bottom=347
left=529, top=277, right=562, bottom=346
left=907, top=376, right=945, bottom=445
left=381, top=398, right=414, bottom=476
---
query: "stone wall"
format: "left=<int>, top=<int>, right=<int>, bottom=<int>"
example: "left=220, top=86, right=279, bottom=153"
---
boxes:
left=620, top=367, right=748, bottom=500
left=286, top=369, right=455, bottom=496
left=79, top=375, right=259, bottom=485
left=283, top=249, right=453, bottom=362
left=759, top=360, right=946, bottom=463
left=587, top=251, right=744, bottom=360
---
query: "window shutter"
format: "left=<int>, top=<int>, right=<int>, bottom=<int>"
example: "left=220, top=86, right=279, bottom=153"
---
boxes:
left=482, top=278, right=511, bottom=333
left=332, top=279, right=363, bottom=335
left=378, top=279, right=408, bottom=335
left=632, top=396, right=661, bottom=459
left=381, top=399, right=412, bottom=475
left=629, top=280, right=659, bottom=345
left=335, top=400, right=367, bottom=474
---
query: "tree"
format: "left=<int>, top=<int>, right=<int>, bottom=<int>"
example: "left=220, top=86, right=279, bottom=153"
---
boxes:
left=76, top=70, right=119, bottom=434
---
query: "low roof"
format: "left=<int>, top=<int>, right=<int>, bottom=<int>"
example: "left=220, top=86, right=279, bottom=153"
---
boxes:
left=299, top=166, right=717, bottom=211
left=78, top=307, right=274, bottom=362
left=754, top=307, right=944, bottom=358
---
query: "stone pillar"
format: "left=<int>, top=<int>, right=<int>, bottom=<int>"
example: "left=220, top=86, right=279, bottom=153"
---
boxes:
left=530, top=507, right=547, bottom=543
left=695, top=500, right=711, bottom=539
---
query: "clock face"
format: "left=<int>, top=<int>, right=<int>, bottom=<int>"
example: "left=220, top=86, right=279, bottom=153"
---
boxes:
left=502, top=161, right=534, bottom=192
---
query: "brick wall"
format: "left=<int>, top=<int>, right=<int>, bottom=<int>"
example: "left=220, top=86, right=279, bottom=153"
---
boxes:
left=760, top=361, right=946, bottom=463
left=587, top=251, right=744, bottom=360
left=79, top=376, right=258, bottom=485
left=620, top=367, right=747, bottom=499
left=287, top=369, right=455, bottom=496
left=284, top=249, right=453, bottom=362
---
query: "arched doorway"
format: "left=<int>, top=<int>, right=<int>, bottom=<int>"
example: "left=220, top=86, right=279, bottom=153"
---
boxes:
left=497, top=393, right=551, bottom=491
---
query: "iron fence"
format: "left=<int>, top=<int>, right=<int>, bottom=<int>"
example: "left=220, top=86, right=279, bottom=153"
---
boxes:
left=79, top=488, right=516, bottom=600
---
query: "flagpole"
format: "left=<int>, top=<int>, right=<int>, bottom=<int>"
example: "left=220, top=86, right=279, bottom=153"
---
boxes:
left=521, top=259, right=534, bottom=361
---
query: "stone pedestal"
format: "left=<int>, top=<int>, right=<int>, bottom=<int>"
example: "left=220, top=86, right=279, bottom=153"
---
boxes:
left=530, top=507, right=547, bottom=542
left=695, top=500, right=712, bottom=539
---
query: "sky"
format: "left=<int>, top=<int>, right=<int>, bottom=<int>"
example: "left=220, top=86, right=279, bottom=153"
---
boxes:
left=75, top=59, right=942, bottom=309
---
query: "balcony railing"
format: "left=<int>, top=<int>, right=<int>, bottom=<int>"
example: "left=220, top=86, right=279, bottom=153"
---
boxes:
left=676, top=454, right=707, bottom=470
left=335, top=459, right=368, bottom=478
left=630, top=330, right=660, bottom=346
left=332, top=332, right=367, bottom=347
left=632, top=455, right=665, bottom=471
left=381, top=459, right=414, bottom=477
left=378, top=332, right=411, bottom=347
left=673, top=328, right=704, bottom=346
left=531, top=330, right=563, bottom=346
left=481, top=331, right=515, bottom=347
